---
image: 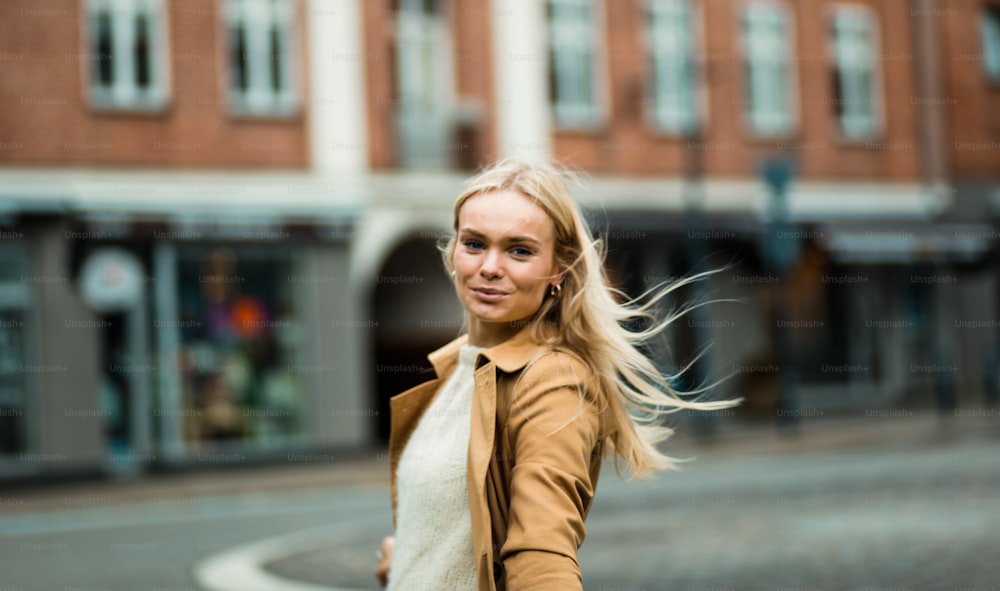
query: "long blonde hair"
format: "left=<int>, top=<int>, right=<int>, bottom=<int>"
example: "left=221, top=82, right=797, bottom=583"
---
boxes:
left=442, top=159, right=740, bottom=478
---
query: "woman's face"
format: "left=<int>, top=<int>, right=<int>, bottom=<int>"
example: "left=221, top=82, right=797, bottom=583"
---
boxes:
left=453, top=189, right=559, bottom=343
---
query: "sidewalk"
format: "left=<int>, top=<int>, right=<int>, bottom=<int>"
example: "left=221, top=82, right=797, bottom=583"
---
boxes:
left=3, top=451, right=390, bottom=515
left=8, top=410, right=995, bottom=515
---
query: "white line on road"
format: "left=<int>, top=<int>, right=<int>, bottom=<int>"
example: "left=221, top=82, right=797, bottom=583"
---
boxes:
left=194, top=515, right=383, bottom=591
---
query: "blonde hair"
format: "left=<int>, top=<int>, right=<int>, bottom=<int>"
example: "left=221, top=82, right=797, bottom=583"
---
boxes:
left=442, top=159, right=740, bottom=478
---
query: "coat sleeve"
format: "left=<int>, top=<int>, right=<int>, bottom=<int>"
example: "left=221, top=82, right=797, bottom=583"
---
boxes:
left=498, top=354, right=602, bottom=591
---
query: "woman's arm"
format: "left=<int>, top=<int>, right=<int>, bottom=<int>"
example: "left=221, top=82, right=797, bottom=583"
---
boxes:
left=499, top=355, right=602, bottom=591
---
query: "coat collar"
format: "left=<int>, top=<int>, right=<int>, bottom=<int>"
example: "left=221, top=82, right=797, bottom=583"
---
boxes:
left=427, top=322, right=548, bottom=377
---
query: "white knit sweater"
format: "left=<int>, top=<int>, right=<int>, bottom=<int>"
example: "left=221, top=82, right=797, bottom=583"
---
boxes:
left=387, top=344, right=485, bottom=591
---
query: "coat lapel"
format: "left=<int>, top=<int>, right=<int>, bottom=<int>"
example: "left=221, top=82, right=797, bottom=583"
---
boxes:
left=389, top=324, right=551, bottom=589
left=387, top=332, right=468, bottom=526
left=468, top=359, right=498, bottom=590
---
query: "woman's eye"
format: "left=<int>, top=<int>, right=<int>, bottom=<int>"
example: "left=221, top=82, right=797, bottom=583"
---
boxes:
left=463, top=239, right=484, bottom=250
left=511, top=247, right=533, bottom=257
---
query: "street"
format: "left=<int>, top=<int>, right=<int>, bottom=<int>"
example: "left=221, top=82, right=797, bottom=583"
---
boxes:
left=1, top=414, right=997, bottom=590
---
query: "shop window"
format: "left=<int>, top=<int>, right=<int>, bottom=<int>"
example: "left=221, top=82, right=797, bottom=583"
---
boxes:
left=829, top=6, right=882, bottom=140
left=0, top=309, right=27, bottom=456
left=741, top=2, right=797, bottom=137
left=223, top=0, right=299, bottom=117
left=0, top=250, right=29, bottom=457
left=645, top=0, right=701, bottom=135
left=548, top=0, right=603, bottom=129
left=175, top=247, right=302, bottom=447
left=982, top=5, right=1000, bottom=83
left=85, top=0, right=169, bottom=111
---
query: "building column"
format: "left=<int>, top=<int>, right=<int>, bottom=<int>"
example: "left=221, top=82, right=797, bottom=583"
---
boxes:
left=909, top=0, right=952, bottom=213
left=307, top=0, right=369, bottom=173
left=490, top=0, right=552, bottom=162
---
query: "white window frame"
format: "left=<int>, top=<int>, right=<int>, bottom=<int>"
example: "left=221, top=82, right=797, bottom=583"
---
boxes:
left=83, top=0, right=171, bottom=112
left=548, top=0, right=606, bottom=130
left=393, top=0, right=457, bottom=168
left=643, top=0, right=705, bottom=135
left=740, top=1, right=798, bottom=138
left=222, top=0, right=300, bottom=118
left=982, top=5, right=1000, bottom=84
left=828, top=4, right=884, bottom=141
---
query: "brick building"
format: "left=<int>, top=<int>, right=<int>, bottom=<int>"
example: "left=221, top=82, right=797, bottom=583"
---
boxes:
left=0, top=0, right=997, bottom=480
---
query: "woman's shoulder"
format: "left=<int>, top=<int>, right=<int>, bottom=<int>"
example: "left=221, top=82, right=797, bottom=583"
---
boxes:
left=505, top=346, right=603, bottom=438
left=523, top=347, right=591, bottom=382
left=511, top=346, right=598, bottom=408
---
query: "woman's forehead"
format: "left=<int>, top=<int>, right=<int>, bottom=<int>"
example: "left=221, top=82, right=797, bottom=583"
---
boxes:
left=458, top=190, right=554, bottom=240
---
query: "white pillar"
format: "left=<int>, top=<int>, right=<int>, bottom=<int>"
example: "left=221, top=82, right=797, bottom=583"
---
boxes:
left=491, top=0, right=552, bottom=162
left=307, top=0, right=369, bottom=173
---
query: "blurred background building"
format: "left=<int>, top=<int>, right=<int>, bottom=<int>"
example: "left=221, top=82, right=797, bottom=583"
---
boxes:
left=0, top=0, right=997, bottom=481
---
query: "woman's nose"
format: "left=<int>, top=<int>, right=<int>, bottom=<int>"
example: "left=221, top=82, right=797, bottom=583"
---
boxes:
left=479, top=249, right=503, bottom=279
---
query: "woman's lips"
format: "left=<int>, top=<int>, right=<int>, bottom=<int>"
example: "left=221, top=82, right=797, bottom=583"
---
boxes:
left=471, top=288, right=508, bottom=303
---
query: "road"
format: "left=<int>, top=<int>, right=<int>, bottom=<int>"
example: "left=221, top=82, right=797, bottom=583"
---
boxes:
left=0, top=415, right=997, bottom=590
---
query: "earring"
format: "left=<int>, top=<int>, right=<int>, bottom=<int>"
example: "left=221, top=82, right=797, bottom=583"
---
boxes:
left=549, top=283, right=562, bottom=297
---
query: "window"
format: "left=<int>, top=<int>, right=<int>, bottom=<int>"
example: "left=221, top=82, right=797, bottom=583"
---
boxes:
left=548, top=0, right=603, bottom=128
left=224, top=0, right=298, bottom=116
left=741, top=2, right=796, bottom=136
left=394, top=0, right=456, bottom=168
left=85, top=0, right=169, bottom=111
left=174, top=246, right=304, bottom=450
left=829, top=6, right=882, bottom=139
left=982, top=5, right=1000, bottom=83
left=645, top=0, right=701, bottom=134
left=0, top=249, right=29, bottom=458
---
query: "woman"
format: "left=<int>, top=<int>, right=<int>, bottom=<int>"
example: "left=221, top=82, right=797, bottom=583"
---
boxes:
left=374, top=159, right=738, bottom=590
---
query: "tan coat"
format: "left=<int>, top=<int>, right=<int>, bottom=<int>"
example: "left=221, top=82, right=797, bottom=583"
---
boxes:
left=388, top=324, right=612, bottom=591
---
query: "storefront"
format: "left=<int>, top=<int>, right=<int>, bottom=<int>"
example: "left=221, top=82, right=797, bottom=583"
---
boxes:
left=0, top=173, right=369, bottom=480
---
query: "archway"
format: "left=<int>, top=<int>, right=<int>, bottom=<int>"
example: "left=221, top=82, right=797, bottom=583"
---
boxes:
left=371, top=234, right=464, bottom=441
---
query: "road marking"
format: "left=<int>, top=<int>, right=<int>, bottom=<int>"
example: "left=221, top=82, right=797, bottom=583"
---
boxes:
left=194, top=516, right=383, bottom=591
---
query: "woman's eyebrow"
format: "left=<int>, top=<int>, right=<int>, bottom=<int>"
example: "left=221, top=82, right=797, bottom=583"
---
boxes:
left=459, top=228, right=542, bottom=246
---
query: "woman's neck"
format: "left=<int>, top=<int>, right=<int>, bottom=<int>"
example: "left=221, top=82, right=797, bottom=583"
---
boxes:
left=466, top=318, right=525, bottom=348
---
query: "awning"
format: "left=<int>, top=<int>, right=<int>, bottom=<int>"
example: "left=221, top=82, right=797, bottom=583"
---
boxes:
left=817, top=223, right=997, bottom=264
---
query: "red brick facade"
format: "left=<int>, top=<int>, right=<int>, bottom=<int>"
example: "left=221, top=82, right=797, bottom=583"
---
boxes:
left=0, top=0, right=309, bottom=169
left=551, top=0, right=924, bottom=182
left=941, top=0, right=1000, bottom=179
left=361, top=0, right=498, bottom=170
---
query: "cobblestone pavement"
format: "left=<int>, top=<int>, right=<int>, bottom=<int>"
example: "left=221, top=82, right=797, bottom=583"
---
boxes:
left=264, top=414, right=1000, bottom=591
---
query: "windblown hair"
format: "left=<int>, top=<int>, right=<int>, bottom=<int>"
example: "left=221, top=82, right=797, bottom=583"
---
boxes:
left=442, top=159, right=740, bottom=479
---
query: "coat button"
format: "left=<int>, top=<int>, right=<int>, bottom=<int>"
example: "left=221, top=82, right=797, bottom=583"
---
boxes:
left=493, top=561, right=503, bottom=581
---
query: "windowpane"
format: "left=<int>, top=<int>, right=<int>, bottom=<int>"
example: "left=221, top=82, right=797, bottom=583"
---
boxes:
left=232, top=23, right=249, bottom=94
left=269, top=24, right=283, bottom=94
left=647, top=0, right=698, bottom=133
left=548, top=0, right=598, bottom=127
left=0, top=308, right=27, bottom=455
left=85, top=0, right=166, bottom=110
left=95, top=11, right=114, bottom=87
left=176, top=249, right=304, bottom=448
left=134, top=13, right=151, bottom=89
left=830, top=8, right=880, bottom=138
left=224, top=0, right=296, bottom=115
left=982, top=7, right=1000, bottom=82
left=743, top=4, right=793, bottom=136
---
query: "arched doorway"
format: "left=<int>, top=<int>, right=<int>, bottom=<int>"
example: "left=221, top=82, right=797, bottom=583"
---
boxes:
left=371, top=234, right=464, bottom=442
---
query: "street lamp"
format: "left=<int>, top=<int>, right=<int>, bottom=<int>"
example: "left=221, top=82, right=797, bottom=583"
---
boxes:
left=758, top=156, right=801, bottom=430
